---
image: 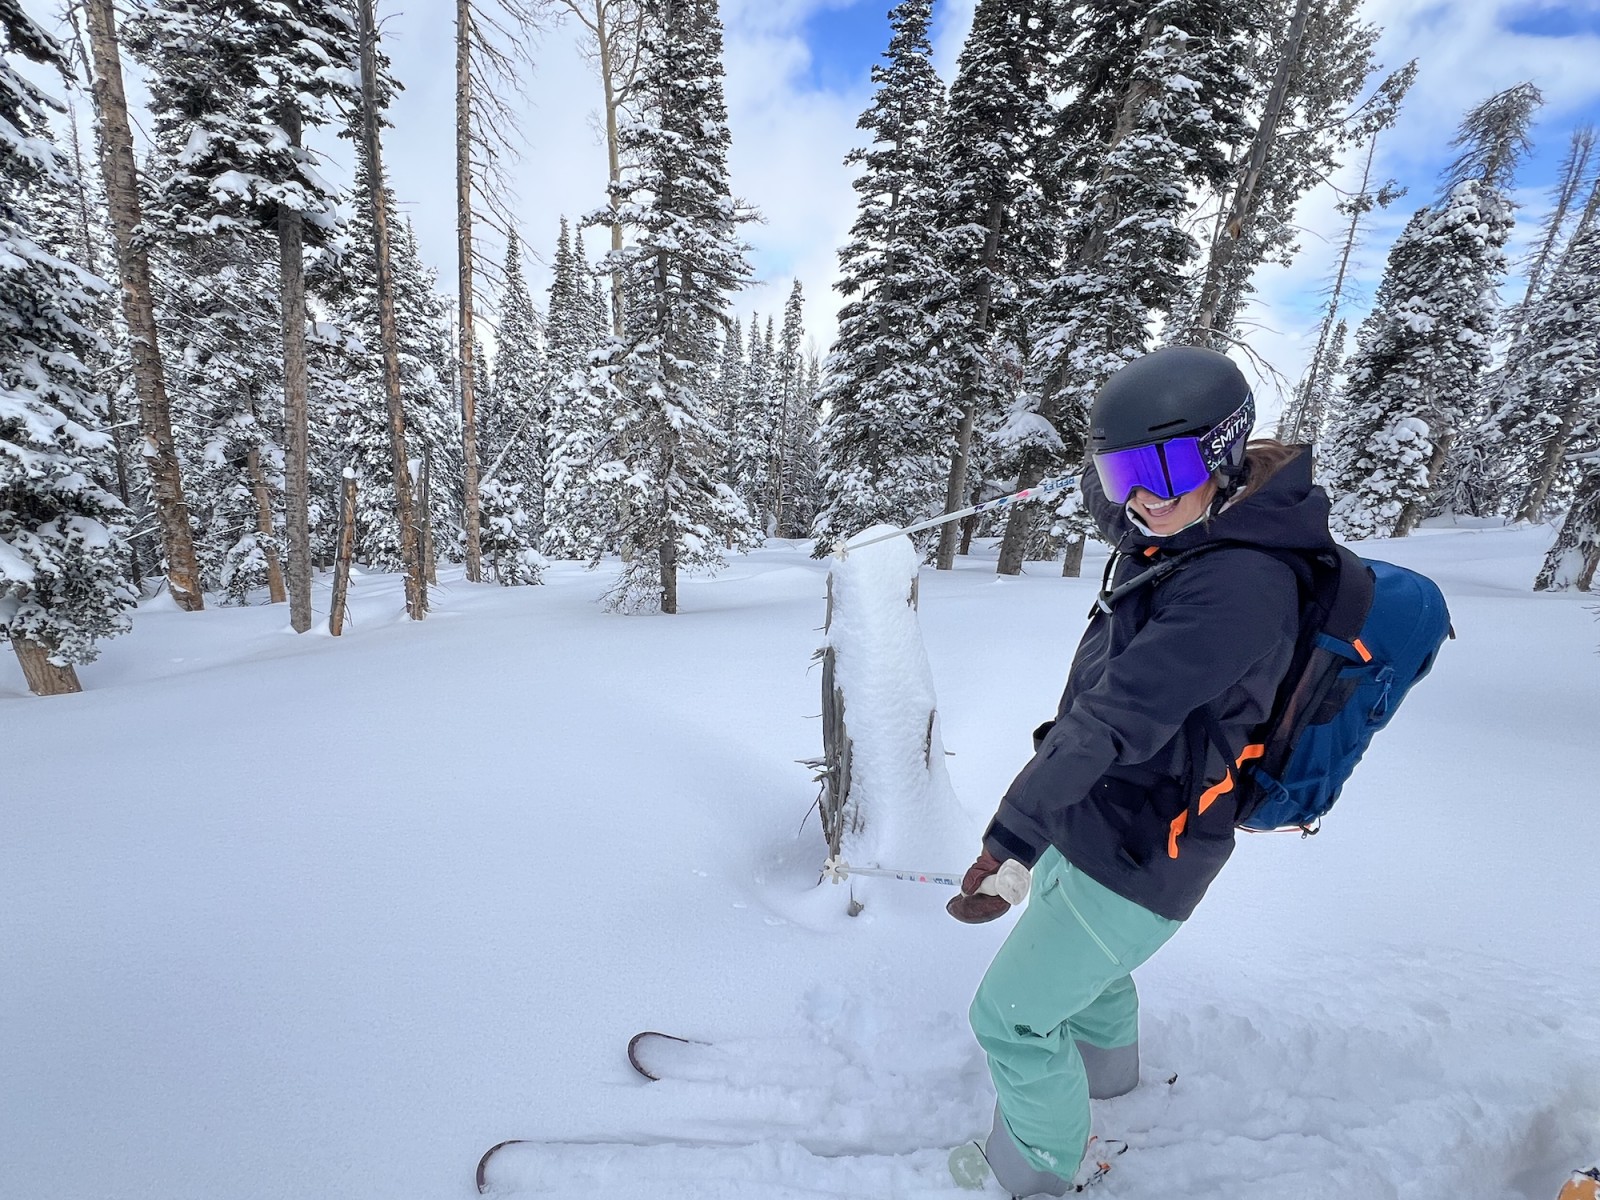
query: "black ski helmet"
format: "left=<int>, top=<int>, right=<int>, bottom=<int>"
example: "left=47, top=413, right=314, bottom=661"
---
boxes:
left=1089, top=346, right=1255, bottom=487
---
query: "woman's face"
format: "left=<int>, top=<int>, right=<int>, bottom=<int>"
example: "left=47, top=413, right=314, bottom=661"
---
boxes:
left=1128, top=479, right=1218, bottom=536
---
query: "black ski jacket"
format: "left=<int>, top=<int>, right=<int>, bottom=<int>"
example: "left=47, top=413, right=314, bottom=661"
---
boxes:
left=982, top=452, right=1338, bottom=921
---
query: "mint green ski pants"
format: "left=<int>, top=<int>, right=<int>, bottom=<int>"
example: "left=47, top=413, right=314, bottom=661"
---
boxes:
left=969, top=847, right=1181, bottom=1182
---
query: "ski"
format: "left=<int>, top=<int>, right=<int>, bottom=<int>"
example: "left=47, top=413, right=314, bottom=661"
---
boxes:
left=475, top=1135, right=976, bottom=1196
left=626, top=1030, right=709, bottom=1082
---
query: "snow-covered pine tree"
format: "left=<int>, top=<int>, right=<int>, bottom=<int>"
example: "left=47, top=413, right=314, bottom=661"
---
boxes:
left=28, top=96, right=146, bottom=591
left=1501, top=221, right=1600, bottom=526
left=1534, top=453, right=1600, bottom=593
left=1015, top=0, right=1252, bottom=573
left=936, top=0, right=1056, bottom=573
left=81, top=0, right=206, bottom=611
left=165, top=238, right=288, bottom=603
left=542, top=216, right=611, bottom=559
left=127, top=15, right=289, bottom=604
left=586, top=0, right=758, bottom=613
left=1327, top=85, right=1538, bottom=539
left=480, top=228, right=545, bottom=584
left=733, top=313, right=779, bottom=529
left=812, top=0, right=952, bottom=554
left=710, top=315, right=745, bottom=479
left=127, top=0, right=362, bottom=630
left=322, top=159, right=460, bottom=577
left=771, top=281, right=812, bottom=537
left=2, top=6, right=135, bottom=693
left=1451, top=131, right=1598, bottom=518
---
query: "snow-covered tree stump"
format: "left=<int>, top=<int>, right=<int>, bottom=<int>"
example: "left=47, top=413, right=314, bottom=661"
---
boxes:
left=818, top=528, right=966, bottom=910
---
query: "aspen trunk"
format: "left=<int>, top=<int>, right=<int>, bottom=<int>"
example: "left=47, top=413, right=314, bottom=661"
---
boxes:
left=1189, top=0, right=1313, bottom=340
left=83, top=0, right=203, bottom=611
left=247, top=442, right=288, bottom=604
left=456, top=0, right=483, bottom=581
left=329, top=472, right=358, bottom=635
left=596, top=3, right=627, bottom=337
left=358, top=0, right=427, bottom=620
left=278, top=106, right=313, bottom=633
left=937, top=198, right=1004, bottom=570
left=12, top=636, right=82, bottom=697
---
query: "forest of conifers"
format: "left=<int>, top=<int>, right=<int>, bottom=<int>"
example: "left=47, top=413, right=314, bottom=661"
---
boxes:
left=3, top=0, right=1598, bottom=695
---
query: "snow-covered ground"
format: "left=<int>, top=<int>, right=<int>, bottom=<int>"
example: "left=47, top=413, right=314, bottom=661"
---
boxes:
left=3, top=523, right=1597, bottom=1200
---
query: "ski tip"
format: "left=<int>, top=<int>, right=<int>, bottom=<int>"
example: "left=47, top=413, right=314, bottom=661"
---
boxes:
left=476, top=1139, right=527, bottom=1194
left=626, top=1030, right=701, bottom=1082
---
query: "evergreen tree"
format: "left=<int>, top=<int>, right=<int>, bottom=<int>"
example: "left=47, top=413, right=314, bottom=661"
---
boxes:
left=1327, top=86, right=1537, bottom=539
left=771, top=281, right=811, bottom=537
left=732, top=312, right=775, bottom=525
left=126, top=0, right=363, bottom=629
left=1452, top=133, right=1598, bottom=517
left=542, top=216, right=610, bottom=559
left=586, top=0, right=759, bottom=612
left=1016, top=0, right=1252, bottom=571
left=1501, top=222, right=1600, bottom=526
left=2, top=7, right=134, bottom=693
left=131, top=20, right=288, bottom=603
left=480, top=228, right=545, bottom=584
left=813, top=0, right=952, bottom=553
left=323, top=164, right=461, bottom=572
left=710, top=315, right=746, bottom=476
left=936, top=0, right=1058, bottom=572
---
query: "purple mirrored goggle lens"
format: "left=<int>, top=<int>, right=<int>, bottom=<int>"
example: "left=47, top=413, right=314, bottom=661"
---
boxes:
left=1093, top=437, right=1213, bottom=503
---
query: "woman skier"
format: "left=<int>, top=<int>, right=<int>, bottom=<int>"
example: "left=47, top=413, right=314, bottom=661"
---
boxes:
left=948, top=345, right=1337, bottom=1196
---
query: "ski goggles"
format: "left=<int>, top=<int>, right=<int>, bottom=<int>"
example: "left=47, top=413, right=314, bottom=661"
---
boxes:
left=1092, top=395, right=1255, bottom=503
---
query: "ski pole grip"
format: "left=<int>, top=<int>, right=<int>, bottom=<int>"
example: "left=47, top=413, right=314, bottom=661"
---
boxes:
left=976, top=859, right=1030, bottom=905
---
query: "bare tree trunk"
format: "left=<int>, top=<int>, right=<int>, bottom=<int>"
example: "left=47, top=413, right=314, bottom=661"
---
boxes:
left=958, top=485, right=980, bottom=555
left=456, top=0, right=483, bottom=581
left=1508, top=127, right=1594, bottom=345
left=936, top=199, right=1005, bottom=570
left=1060, top=532, right=1086, bottom=578
left=247, top=442, right=288, bottom=604
left=595, top=4, right=628, bottom=337
left=1282, top=136, right=1380, bottom=443
left=83, top=0, right=203, bottom=611
left=278, top=106, right=314, bottom=633
left=659, top=437, right=679, bottom=615
left=12, top=637, right=82, bottom=696
left=420, top=451, right=438, bottom=584
left=329, top=472, right=358, bottom=634
left=358, top=0, right=427, bottom=619
left=1189, top=0, right=1313, bottom=340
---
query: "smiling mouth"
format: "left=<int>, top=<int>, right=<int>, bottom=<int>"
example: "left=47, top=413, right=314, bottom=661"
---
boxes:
left=1141, top=496, right=1179, bottom=520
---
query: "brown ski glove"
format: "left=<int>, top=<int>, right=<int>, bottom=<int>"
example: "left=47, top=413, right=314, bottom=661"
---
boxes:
left=946, top=850, right=1031, bottom=924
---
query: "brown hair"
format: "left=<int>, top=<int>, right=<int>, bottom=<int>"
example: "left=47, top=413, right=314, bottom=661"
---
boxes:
left=1233, top=438, right=1304, bottom=503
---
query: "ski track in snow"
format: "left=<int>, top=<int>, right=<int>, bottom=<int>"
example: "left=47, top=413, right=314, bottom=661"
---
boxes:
left=2, top=523, right=1597, bottom=1200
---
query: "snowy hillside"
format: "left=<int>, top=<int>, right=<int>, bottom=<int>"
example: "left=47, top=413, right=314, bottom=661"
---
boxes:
left=3, top=523, right=1598, bottom=1200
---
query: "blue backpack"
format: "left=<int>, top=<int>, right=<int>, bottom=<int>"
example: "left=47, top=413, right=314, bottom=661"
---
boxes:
left=1110, top=543, right=1453, bottom=834
left=1216, top=545, right=1452, bottom=833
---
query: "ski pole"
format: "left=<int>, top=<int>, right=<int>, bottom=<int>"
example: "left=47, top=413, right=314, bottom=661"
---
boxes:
left=839, top=473, right=1080, bottom=555
left=821, top=857, right=963, bottom=888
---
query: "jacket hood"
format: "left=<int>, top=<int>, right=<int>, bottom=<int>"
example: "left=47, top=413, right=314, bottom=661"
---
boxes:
left=1083, top=448, right=1335, bottom=557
